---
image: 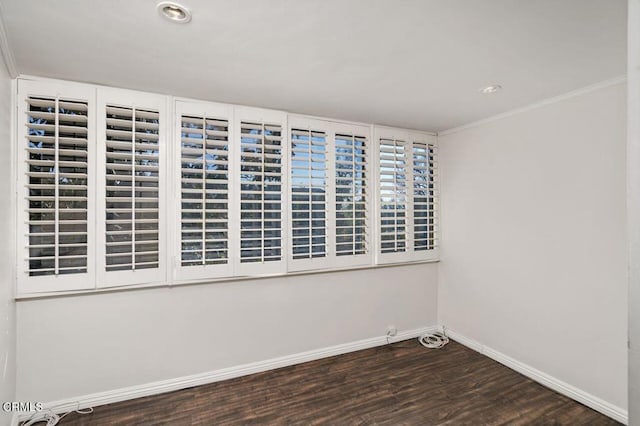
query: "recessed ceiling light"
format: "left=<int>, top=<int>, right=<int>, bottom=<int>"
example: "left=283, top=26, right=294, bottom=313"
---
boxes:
left=479, top=85, right=502, bottom=94
left=157, top=1, right=192, bottom=24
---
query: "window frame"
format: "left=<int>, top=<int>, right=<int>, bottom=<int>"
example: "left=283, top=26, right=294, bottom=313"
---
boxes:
left=287, top=116, right=333, bottom=272
left=13, top=77, right=440, bottom=297
left=172, top=100, right=235, bottom=283
left=96, top=87, right=169, bottom=288
left=16, top=79, right=97, bottom=294
left=410, top=135, right=439, bottom=257
left=233, top=106, right=289, bottom=277
left=374, top=126, right=439, bottom=265
left=286, top=118, right=375, bottom=272
left=330, top=121, right=374, bottom=269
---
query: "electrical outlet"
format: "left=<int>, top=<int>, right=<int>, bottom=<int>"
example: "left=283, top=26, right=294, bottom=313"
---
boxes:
left=387, top=325, right=397, bottom=337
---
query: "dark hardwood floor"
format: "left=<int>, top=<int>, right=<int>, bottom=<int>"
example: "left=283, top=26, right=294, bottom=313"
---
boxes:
left=55, top=340, right=618, bottom=425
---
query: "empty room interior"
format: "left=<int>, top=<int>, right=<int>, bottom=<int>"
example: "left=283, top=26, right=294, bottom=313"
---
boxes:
left=1, top=0, right=640, bottom=425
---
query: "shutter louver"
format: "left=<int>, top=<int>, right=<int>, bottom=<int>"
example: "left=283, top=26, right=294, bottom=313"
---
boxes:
left=291, top=128, right=327, bottom=260
left=25, top=97, right=89, bottom=276
left=413, top=142, right=438, bottom=251
left=180, top=115, right=229, bottom=267
left=335, top=133, right=368, bottom=257
left=239, top=121, right=283, bottom=264
left=379, top=138, right=408, bottom=254
left=104, top=105, right=160, bottom=272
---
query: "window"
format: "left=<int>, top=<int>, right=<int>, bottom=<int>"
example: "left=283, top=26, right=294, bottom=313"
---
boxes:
left=174, top=101, right=234, bottom=281
left=288, top=117, right=330, bottom=271
left=97, top=88, right=168, bottom=288
left=332, top=123, right=372, bottom=268
left=412, top=141, right=438, bottom=252
left=16, top=80, right=96, bottom=294
left=291, top=128, right=327, bottom=261
left=234, top=108, right=287, bottom=275
left=15, top=78, right=439, bottom=295
left=375, top=128, right=439, bottom=263
left=378, top=136, right=408, bottom=254
left=287, top=118, right=373, bottom=271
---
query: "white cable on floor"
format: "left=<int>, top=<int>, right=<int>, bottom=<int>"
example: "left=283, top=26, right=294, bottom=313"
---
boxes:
left=22, top=406, right=94, bottom=426
left=418, top=328, right=449, bottom=349
left=22, top=411, right=59, bottom=426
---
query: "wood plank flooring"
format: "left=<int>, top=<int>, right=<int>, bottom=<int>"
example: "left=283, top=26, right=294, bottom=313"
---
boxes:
left=54, top=340, right=618, bottom=425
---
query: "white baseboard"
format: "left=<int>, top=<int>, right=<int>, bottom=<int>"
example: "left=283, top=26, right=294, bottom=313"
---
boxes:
left=18, top=326, right=622, bottom=425
left=445, top=329, right=628, bottom=425
left=13, top=325, right=439, bottom=425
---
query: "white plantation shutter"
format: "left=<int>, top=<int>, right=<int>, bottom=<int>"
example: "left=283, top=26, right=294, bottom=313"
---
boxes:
left=332, top=123, right=372, bottom=268
left=375, top=127, right=439, bottom=263
left=17, top=81, right=96, bottom=293
left=97, top=89, right=167, bottom=287
left=412, top=141, right=438, bottom=252
left=235, top=108, right=287, bottom=275
left=174, top=101, right=234, bottom=281
left=379, top=137, right=408, bottom=254
left=288, top=117, right=331, bottom=271
left=287, top=119, right=373, bottom=271
left=104, top=106, right=160, bottom=272
left=14, top=78, right=441, bottom=295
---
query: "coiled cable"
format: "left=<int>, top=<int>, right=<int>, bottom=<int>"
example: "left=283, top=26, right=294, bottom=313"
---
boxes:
left=418, top=329, right=449, bottom=349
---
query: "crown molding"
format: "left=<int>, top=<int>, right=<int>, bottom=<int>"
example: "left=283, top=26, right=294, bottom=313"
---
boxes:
left=438, top=75, right=627, bottom=137
left=0, top=2, right=17, bottom=78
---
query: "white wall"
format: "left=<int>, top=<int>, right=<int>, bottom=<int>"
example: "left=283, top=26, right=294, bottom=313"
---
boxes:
left=16, top=263, right=437, bottom=402
left=438, top=82, right=628, bottom=411
left=0, top=47, right=15, bottom=424
left=628, top=0, right=640, bottom=422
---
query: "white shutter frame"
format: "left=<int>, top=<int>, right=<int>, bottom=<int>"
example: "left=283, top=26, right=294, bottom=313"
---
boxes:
left=16, top=79, right=96, bottom=294
left=96, top=88, right=168, bottom=288
left=288, top=119, right=374, bottom=272
left=411, top=132, right=439, bottom=260
left=331, top=122, right=374, bottom=269
left=374, top=126, right=439, bottom=264
left=173, top=100, right=234, bottom=282
left=234, top=107, right=288, bottom=276
left=287, top=116, right=332, bottom=272
left=14, top=76, right=441, bottom=297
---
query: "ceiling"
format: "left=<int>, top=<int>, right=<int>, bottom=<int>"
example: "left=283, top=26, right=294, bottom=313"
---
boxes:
left=0, top=0, right=627, bottom=132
